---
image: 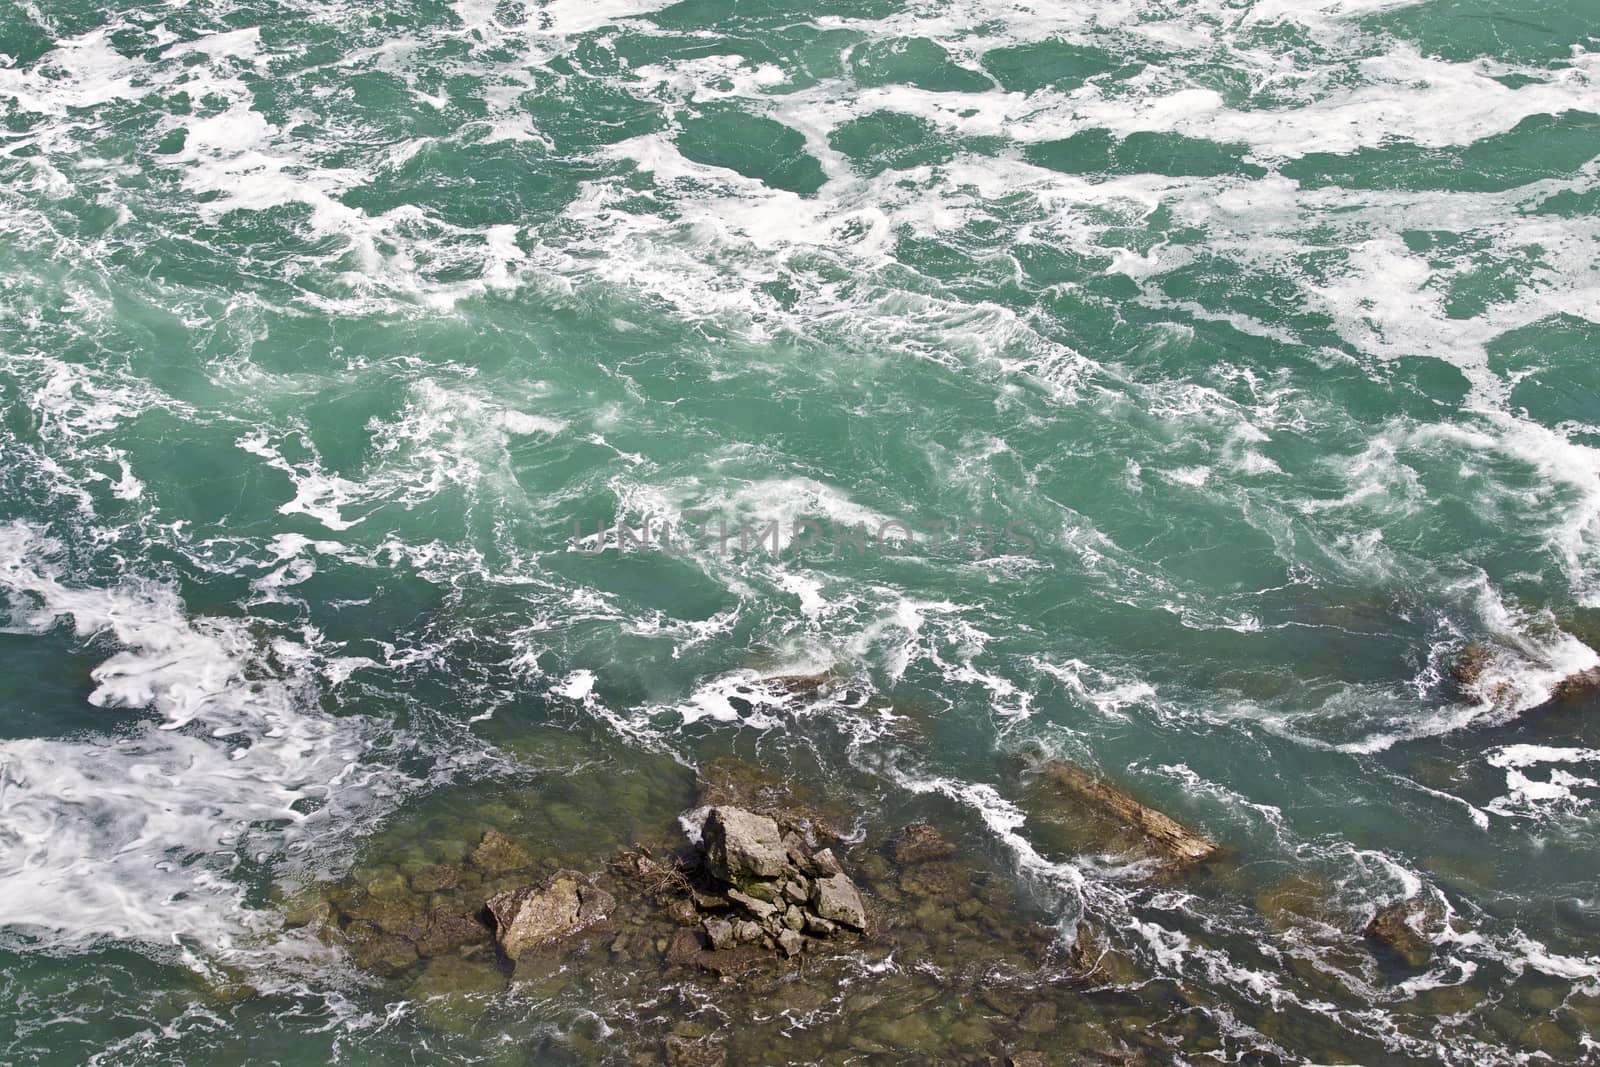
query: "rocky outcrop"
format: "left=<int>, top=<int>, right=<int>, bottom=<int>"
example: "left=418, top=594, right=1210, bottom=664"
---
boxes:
left=628, top=804, right=871, bottom=974
left=1451, top=638, right=1600, bottom=708
left=486, top=869, right=614, bottom=961
left=693, top=758, right=844, bottom=841
left=1551, top=668, right=1600, bottom=702
left=1366, top=897, right=1444, bottom=970
left=1035, top=760, right=1218, bottom=866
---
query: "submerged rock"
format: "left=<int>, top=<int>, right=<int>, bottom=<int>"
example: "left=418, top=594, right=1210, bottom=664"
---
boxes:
left=1032, top=760, right=1219, bottom=866
left=469, top=829, right=533, bottom=874
left=344, top=923, right=420, bottom=976
left=665, top=928, right=767, bottom=977
left=893, top=823, right=956, bottom=865
left=409, top=864, right=461, bottom=893
left=898, top=861, right=958, bottom=899
left=1551, top=667, right=1600, bottom=702
left=1254, top=871, right=1341, bottom=935
left=277, top=884, right=334, bottom=930
left=1366, top=898, right=1445, bottom=970
left=407, top=953, right=508, bottom=1031
left=1450, top=641, right=1495, bottom=691
left=414, top=908, right=492, bottom=958
left=1451, top=638, right=1600, bottom=708
left=1017, top=1001, right=1058, bottom=1034
left=486, top=870, right=614, bottom=961
left=664, top=1033, right=728, bottom=1067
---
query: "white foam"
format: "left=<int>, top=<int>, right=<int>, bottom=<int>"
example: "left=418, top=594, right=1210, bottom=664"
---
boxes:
left=1032, top=658, right=1157, bottom=719
left=452, top=0, right=676, bottom=36
left=552, top=670, right=597, bottom=701
left=1484, top=745, right=1600, bottom=820
left=0, top=523, right=407, bottom=952
left=891, top=769, right=1085, bottom=899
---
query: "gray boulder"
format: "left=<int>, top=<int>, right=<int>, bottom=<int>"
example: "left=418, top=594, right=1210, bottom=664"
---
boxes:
left=703, top=807, right=789, bottom=885
left=703, top=917, right=737, bottom=951
left=811, top=872, right=867, bottom=930
left=727, top=887, right=778, bottom=921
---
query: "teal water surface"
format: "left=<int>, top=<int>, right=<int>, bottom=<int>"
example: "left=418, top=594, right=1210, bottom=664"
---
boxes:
left=2, top=0, right=1600, bottom=1062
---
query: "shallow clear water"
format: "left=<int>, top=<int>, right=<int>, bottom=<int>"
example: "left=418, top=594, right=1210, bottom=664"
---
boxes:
left=2, top=0, right=1599, bottom=1062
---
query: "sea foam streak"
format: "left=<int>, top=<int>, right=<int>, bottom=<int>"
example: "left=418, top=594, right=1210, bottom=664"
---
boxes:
left=0, top=523, right=402, bottom=952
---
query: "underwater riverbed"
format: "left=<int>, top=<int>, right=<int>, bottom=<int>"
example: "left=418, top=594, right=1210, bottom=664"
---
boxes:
left=2, top=0, right=1600, bottom=1062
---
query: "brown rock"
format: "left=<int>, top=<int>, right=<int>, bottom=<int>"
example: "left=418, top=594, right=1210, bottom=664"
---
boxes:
left=811, top=848, right=843, bottom=876
left=1552, top=668, right=1600, bottom=702
left=664, top=1034, right=727, bottom=1067
left=1366, top=897, right=1445, bottom=969
left=893, top=823, right=956, bottom=865
left=409, top=864, right=460, bottom=893
left=486, top=870, right=614, bottom=960
left=469, top=829, right=533, bottom=873
left=1036, top=761, right=1218, bottom=865
left=414, top=909, right=492, bottom=958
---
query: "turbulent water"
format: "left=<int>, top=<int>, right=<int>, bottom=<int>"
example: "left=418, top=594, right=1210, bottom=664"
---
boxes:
left=2, top=0, right=1599, bottom=1062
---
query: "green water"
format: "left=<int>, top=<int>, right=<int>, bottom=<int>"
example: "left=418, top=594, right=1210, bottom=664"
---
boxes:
left=2, top=0, right=1599, bottom=1062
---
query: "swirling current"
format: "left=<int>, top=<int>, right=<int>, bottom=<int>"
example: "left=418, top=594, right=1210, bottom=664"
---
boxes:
left=2, top=0, right=1600, bottom=1063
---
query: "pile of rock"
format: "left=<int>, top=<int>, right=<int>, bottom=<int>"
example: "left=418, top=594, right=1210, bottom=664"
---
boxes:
left=685, top=806, right=867, bottom=961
